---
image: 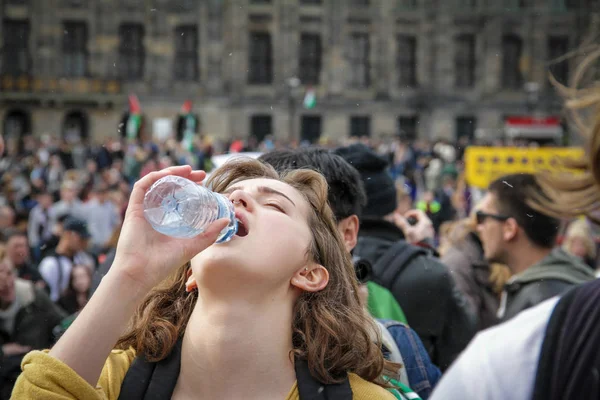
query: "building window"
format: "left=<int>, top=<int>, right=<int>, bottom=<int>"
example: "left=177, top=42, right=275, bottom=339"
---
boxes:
left=118, top=24, right=144, bottom=80
left=398, top=116, right=419, bottom=141
left=397, top=35, right=417, bottom=87
left=64, top=0, right=86, bottom=7
left=299, top=34, right=322, bottom=85
left=63, top=111, right=89, bottom=142
left=565, top=0, right=593, bottom=9
left=300, top=0, right=321, bottom=4
left=351, top=0, right=370, bottom=5
left=349, top=33, right=370, bottom=88
left=62, top=21, right=88, bottom=77
left=350, top=116, right=371, bottom=137
left=456, top=0, right=476, bottom=7
left=248, top=32, right=273, bottom=84
left=455, top=34, right=476, bottom=88
left=301, top=116, right=322, bottom=143
left=2, top=109, right=30, bottom=155
left=174, top=26, right=199, bottom=81
left=501, top=34, right=523, bottom=90
left=548, top=35, right=569, bottom=85
left=3, top=109, right=30, bottom=139
left=397, top=0, right=418, bottom=10
left=456, top=116, right=476, bottom=141
left=502, top=0, right=530, bottom=9
left=1, top=20, right=30, bottom=75
left=250, top=115, right=272, bottom=142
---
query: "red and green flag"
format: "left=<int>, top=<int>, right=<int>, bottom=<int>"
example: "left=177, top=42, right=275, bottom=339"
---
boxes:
left=303, top=87, right=316, bottom=109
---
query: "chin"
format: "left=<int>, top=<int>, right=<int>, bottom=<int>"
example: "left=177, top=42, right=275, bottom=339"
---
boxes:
left=192, top=250, right=238, bottom=271
left=485, top=253, right=502, bottom=265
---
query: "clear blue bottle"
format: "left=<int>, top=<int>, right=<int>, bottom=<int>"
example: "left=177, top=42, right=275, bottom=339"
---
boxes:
left=143, top=176, right=237, bottom=243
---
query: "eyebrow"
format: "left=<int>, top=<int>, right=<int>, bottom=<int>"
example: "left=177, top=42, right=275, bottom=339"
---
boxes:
left=224, top=185, right=296, bottom=207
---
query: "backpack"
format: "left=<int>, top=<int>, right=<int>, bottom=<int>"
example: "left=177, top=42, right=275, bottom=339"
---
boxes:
left=117, top=339, right=353, bottom=400
left=371, top=241, right=430, bottom=288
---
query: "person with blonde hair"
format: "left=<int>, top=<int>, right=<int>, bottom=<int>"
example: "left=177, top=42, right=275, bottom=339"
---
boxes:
left=13, top=160, right=398, bottom=399
left=440, top=209, right=510, bottom=331
left=562, top=217, right=597, bottom=270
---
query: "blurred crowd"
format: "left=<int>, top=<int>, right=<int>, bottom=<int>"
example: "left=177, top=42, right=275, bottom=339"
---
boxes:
left=1, top=115, right=599, bottom=399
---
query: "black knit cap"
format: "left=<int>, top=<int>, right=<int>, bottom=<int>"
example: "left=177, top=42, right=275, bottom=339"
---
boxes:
left=334, top=144, right=396, bottom=218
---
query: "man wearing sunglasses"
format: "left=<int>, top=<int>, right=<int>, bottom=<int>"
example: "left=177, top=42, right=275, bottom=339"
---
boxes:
left=476, top=173, right=595, bottom=322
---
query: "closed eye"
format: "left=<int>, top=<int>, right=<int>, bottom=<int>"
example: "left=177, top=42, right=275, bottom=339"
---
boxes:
left=266, top=203, right=285, bottom=213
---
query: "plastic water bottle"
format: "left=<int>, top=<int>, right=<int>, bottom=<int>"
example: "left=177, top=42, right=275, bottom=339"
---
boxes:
left=143, top=176, right=238, bottom=243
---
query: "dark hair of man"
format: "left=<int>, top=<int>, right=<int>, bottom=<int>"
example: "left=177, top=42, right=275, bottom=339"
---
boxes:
left=4, top=228, right=27, bottom=242
left=488, top=173, right=560, bottom=248
left=259, top=148, right=367, bottom=221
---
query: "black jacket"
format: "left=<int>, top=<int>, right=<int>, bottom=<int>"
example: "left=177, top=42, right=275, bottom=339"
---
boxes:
left=354, top=219, right=476, bottom=371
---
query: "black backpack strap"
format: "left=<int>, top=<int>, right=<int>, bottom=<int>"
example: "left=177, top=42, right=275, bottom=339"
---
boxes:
left=118, top=339, right=182, bottom=400
left=372, top=241, right=428, bottom=289
left=531, top=281, right=600, bottom=400
left=295, top=359, right=352, bottom=400
left=119, top=341, right=351, bottom=399
left=117, top=355, right=156, bottom=399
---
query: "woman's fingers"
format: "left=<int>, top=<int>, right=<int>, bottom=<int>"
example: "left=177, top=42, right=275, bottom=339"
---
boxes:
left=128, top=165, right=193, bottom=208
left=180, top=218, right=231, bottom=259
left=189, top=170, right=207, bottom=183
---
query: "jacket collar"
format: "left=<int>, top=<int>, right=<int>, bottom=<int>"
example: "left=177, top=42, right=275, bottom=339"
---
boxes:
left=359, top=218, right=406, bottom=242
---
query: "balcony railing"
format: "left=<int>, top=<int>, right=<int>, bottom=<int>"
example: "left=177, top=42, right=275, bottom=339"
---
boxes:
left=0, top=75, right=121, bottom=94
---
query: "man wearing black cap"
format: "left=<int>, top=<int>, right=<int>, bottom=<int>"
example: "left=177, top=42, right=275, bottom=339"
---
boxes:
left=38, top=217, right=93, bottom=302
left=336, top=143, right=476, bottom=371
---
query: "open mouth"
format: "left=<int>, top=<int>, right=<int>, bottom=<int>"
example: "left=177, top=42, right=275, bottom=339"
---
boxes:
left=236, top=218, right=249, bottom=237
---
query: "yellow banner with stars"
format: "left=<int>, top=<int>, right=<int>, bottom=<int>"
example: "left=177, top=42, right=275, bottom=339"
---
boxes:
left=464, top=146, right=585, bottom=189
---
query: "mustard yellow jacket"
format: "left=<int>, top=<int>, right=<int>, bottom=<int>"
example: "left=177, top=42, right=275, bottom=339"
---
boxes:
left=12, top=349, right=396, bottom=399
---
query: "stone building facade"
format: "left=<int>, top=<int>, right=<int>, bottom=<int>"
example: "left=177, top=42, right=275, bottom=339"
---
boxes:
left=0, top=0, right=598, bottom=146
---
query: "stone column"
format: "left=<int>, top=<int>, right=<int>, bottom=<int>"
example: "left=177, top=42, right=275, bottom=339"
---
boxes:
left=374, top=0, right=395, bottom=98
left=147, top=0, right=173, bottom=92
left=276, top=0, right=299, bottom=92
left=205, top=0, right=225, bottom=95
left=32, top=0, right=61, bottom=77
left=225, top=0, right=248, bottom=100
left=324, top=0, right=346, bottom=96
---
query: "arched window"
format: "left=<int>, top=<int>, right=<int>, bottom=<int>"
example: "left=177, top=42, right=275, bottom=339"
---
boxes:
left=4, top=109, right=30, bottom=138
left=63, top=110, right=88, bottom=143
left=3, top=109, right=31, bottom=155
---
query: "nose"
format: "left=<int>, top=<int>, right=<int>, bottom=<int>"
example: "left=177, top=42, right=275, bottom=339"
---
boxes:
left=476, top=221, right=484, bottom=234
left=229, top=190, right=254, bottom=211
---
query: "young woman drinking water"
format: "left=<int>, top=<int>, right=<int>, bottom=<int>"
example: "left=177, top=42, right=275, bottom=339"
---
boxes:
left=13, top=159, right=397, bottom=399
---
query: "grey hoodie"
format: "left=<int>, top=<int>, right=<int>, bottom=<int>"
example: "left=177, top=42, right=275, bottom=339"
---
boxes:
left=498, top=248, right=596, bottom=321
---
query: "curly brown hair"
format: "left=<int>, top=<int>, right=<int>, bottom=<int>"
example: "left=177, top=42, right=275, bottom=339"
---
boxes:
left=116, top=158, right=397, bottom=386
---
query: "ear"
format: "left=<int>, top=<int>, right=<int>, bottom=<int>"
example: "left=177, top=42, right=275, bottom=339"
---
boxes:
left=503, top=218, right=519, bottom=242
left=185, top=268, right=197, bottom=293
left=337, top=215, right=360, bottom=253
left=291, top=264, right=329, bottom=293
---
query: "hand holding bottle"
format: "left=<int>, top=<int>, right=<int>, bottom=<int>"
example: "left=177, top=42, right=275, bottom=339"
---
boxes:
left=111, top=165, right=229, bottom=293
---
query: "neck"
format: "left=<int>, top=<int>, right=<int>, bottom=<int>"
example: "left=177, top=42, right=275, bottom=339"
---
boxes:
left=506, top=242, right=553, bottom=275
left=175, top=293, right=296, bottom=399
